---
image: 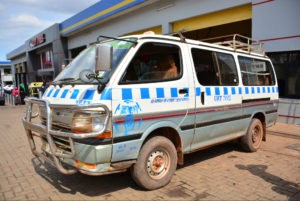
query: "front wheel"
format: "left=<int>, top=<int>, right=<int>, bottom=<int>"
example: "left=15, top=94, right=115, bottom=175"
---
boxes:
left=240, top=118, right=263, bottom=152
left=131, top=136, right=177, bottom=190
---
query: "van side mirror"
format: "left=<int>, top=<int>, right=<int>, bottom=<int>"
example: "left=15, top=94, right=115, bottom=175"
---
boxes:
left=95, top=44, right=113, bottom=72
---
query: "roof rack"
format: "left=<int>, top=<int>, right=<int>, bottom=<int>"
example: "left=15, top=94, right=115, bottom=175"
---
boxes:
left=201, top=34, right=265, bottom=56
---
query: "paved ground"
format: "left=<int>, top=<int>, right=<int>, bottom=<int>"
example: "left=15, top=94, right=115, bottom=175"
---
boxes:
left=0, top=105, right=300, bottom=200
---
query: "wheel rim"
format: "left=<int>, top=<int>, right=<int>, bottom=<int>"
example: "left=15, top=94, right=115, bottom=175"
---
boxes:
left=252, top=125, right=262, bottom=148
left=146, top=149, right=170, bottom=179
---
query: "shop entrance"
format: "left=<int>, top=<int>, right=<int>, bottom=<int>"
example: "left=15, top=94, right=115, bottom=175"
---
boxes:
left=70, top=45, right=86, bottom=59
left=172, top=4, right=252, bottom=41
left=182, top=19, right=251, bottom=41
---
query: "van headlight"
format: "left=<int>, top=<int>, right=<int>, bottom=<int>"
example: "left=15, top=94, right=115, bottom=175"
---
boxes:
left=71, top=112, right=111, bottom=138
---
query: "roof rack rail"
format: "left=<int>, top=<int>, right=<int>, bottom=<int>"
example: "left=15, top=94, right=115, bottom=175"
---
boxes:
left=201, top=34, right=265, bottom=56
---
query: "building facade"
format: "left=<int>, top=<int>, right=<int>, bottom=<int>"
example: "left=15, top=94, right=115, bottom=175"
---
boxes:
left=0, top=61, right=13, bottom=90
left=6, top=0, right=300, bottom=123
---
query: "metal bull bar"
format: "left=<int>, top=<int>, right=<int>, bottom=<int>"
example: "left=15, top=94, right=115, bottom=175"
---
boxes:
left=22, top=97, right=110, bottom=174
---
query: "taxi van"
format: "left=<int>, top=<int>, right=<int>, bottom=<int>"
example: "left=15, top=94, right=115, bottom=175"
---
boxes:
left=22, top=33, right=278, bottom=190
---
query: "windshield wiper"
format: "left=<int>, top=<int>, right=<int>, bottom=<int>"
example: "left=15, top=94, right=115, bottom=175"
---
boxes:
left=58, top=78, right=75, bottom=81
left=51, top=78, right=80, bottom=84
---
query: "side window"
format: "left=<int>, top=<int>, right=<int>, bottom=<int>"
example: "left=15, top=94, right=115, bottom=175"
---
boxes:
left=191, top=49, right=219, bottom=86
left=216, top=52, right=239, bottom=85
left=191, top=48, right=238, bottom=86
left=120, top=42, right=182, bottom=84
left=239, top=56, right=275, bottom=86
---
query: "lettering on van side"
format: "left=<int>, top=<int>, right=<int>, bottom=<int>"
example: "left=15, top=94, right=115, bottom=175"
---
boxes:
left=151, top=97, right=189, bottom=103
left=114, top=100, right=142, bottom=136
left=214, top=95, right=232, bottom=102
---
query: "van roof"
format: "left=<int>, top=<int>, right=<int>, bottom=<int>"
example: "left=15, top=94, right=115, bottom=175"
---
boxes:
left=122, top=34, right=267, bottom=58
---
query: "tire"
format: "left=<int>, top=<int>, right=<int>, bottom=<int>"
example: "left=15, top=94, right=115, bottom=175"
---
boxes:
left=131, top=136, right=177, bottom=190
left=240, top=118, right=263, bottom=152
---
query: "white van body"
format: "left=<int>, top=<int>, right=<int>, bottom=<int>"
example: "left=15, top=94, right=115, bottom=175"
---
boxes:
left=23, top=34, right=278, bottom=190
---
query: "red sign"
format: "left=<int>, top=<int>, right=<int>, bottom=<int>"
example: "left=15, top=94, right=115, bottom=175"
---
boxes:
left=30, top=34, right=45, bottom=47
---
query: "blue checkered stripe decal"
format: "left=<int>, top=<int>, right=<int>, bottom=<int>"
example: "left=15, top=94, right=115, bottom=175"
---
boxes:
left=43, top=86, right=279, bottom=101
left=203, top=86, right=278, bottom=96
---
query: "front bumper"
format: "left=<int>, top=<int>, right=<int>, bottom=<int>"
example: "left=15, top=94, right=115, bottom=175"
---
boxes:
left=22, top=97, right=134, bottom=175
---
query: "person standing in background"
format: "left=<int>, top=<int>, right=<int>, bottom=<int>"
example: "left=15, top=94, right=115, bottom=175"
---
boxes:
left=12, top=87, right=20, bottom=105
left=19, top=83, right=26, bottom=105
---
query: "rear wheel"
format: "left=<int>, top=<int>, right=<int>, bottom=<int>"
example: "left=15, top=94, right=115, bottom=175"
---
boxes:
left=131, top=136, right=177, bottom=190
left=240, top=118, right=263, bottom=152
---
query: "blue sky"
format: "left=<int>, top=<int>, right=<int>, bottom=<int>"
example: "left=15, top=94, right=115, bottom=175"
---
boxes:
left=0, top=0, right=99, bottom=61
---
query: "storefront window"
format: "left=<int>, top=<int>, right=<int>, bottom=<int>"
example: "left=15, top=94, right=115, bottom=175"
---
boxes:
left=41, top=50, right=53, bottom=69
left=4, top=69, right=11, bottom=75
left=268, top=51, right=300, bottom=99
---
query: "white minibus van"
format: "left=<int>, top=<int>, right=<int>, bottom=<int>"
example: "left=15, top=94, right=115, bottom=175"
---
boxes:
left=23, top=34, right=278, bottom=190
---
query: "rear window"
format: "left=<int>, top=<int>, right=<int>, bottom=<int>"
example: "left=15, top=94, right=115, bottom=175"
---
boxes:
left=238, top=56, right=275, bottom=86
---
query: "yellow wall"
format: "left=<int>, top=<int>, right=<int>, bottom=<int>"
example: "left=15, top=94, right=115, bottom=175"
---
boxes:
left=173, top=4, right=252, bottom=33
left=123, top=26, right=162, bottom=36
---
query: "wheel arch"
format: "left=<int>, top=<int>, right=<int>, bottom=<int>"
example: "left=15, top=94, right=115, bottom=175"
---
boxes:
left=252, top=112, right=267, bottom=141
left=141, top=121, right=184, bottom=165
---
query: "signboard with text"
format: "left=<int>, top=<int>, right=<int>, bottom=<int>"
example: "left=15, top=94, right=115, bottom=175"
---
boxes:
left=30, top=34, right=45, bottom=48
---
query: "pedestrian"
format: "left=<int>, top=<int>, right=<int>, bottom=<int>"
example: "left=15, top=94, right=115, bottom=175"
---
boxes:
left=12, top=87, right=21, bottom=105
left=19, top=83, right=26, bottom=105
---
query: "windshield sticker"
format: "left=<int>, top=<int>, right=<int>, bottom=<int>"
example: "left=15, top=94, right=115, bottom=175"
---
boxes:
left=108, top=40, right=133, bottom=49
left=97, top=71, right=105, bottom=77
left=114, top=100, right=142, bottom=135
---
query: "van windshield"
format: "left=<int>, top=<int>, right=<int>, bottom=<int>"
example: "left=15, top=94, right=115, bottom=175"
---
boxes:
left=53, top=38, right=136, bottom=84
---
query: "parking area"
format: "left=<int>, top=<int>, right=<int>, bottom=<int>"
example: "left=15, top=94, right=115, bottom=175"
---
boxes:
left=0, top=105, right=300, bottom=200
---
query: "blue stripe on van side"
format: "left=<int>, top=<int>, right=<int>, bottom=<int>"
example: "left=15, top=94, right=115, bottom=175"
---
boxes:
left=60, top=89, right=69, bottom=98
left=251, top=87, right=255, bottom=94
left=245, top=87, right=249, bottom=94
left=272, top=87, right=275, bottom=93
left=257, top=87, right=261, bottom=94
left=122, top=88, right=132, bottom=100
left=262, top=87, right=266, bottom=93
left=52, top=89, right=60, bottom=98
left=156, top=88, right=164, bottom=98
left=239, top=87, right=242, bottom=95
left=70, top=89, right=80, bottom=99
left=196, top=87, right=201, bottom=96
left=140, top=88, right=150, bottom=99
left=171, top=88, right=178, bottom=98
left=267, top=87, right=271, bottom=93
left=100, top=88, right=112, bottom=100
left=206, top=87, right=211, bottom=96
left=231, top=87, right=236, bottom=95
left=83, top=90, right=95, bottom=100
left=47, top=89, right=54, bottom=97
left=224, top=87, right=228, bottom=95
left=276, top=87, right=279, bottom=93
left=43, top=88, right=49, bottom=97
left=215, top=87, right=220, bottom=95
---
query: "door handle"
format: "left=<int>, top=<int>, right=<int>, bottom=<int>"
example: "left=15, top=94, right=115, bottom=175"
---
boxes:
left=179, top=88, right=188, bottom=94
left=200, top=92, right=205, bottom=105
